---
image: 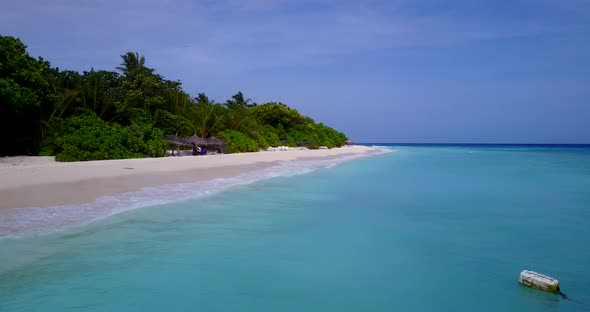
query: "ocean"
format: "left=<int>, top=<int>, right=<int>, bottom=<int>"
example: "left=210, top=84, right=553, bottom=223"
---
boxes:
left=1, top=145, right=589, bottom=311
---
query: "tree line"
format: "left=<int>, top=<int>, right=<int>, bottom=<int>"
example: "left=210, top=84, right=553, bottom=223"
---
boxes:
left=0, top=36, right=348, bottom=161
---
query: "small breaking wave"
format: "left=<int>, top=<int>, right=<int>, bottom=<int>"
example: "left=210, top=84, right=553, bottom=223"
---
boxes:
left=371, top=145, right=397, bottom=150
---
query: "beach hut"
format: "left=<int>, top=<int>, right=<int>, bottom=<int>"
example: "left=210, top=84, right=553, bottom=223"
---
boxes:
left=205, top=137, right=227, bottom=153
left=164, top=134, right=227, bottom=155
left=181, top=134, right=208, bottom=147
left=296, top=140, right=313, bottom=147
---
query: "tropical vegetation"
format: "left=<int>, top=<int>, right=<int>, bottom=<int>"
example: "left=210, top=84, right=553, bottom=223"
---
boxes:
left=0, top=36, right=348, bottom=161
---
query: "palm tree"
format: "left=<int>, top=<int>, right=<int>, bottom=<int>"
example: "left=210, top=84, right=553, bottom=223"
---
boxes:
left=162, top=88, right=184, bottom=115
left=40, top=88, right=81, bottom=137
left=225, top=91, right=253, bottom=110
left=116, top=52, right=154, bottom=78
left=82, top=69, right=121, bottom=121
left=193, top=93, right=224, bottom=138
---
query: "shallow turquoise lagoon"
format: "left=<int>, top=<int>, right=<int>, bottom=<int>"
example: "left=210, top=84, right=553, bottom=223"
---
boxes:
left=1, top=146, right=589, bottom=311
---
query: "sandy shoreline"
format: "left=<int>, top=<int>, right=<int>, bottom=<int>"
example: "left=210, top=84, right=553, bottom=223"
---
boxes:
left=0, top=146, right=379, bottom=209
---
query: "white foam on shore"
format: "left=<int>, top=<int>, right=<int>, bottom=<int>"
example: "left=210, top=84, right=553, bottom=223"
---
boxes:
left=0, top=150, right=388, bottom=239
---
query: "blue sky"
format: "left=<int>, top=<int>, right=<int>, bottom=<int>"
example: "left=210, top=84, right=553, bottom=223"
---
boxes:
left=2, top=0, right=589, bottom=143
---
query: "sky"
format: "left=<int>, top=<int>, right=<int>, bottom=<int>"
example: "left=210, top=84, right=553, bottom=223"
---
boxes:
left=1, top=0, right=589, bottom=143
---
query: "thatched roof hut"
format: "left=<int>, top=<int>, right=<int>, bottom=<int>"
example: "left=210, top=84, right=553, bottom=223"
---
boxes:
left=176, top=134, right=207, bottom=146
left=164, top=134, right=227, bottom=154
left=205, top=137, right=227, bottom=153
left=296, top=140, right=313, bottom=147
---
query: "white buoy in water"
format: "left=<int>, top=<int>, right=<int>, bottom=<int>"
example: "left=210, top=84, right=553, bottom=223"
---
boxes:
left=519, top=270, right=560, bottom=293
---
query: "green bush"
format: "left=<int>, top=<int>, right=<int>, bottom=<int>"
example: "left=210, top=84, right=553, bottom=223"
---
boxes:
left=217, top=129, right=259, bottom=153
left=261, top=125, right=281, bottom=147
left=249, top=102, right=306, bottom=128
left=286, top=125, right=319, bottom=149
left=127, top=122, right=166, bottom=157
left=154, top=109, right=194, bottom=137
left=281, top=123, right=347, bottom=149
left=254, top=135, right=270, bottom=150
left=316, top=124, right=347, bottom=147
left=51, top=113, right=164, bottom=161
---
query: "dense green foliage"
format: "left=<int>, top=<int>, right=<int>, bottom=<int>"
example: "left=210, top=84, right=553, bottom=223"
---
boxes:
left=41, top=113, right=164, bottom=161
left=154, top=109, right=194, bottom=137
left=0, top=36, right=51, bottom=155
left=217, top=130, right=260, bottom=153
left=0, top=35, right=348, bottom=159
left=249, top=103, right=306, bottom=128
left=260, top=125, right=281, bottom=147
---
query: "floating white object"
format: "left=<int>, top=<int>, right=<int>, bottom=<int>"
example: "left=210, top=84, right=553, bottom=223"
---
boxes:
left=519, top=270, right=560, bottom=293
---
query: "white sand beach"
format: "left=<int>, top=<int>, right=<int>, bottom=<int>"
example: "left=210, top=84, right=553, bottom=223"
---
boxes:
left=0, top=146, right=378, bottom=209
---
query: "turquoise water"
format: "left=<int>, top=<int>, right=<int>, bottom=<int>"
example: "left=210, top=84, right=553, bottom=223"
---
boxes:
left=1, top=146, right=589, bottom=311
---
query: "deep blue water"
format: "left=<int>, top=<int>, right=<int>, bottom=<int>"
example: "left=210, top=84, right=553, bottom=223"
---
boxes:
left=1, top=145, right=589, bottom=311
